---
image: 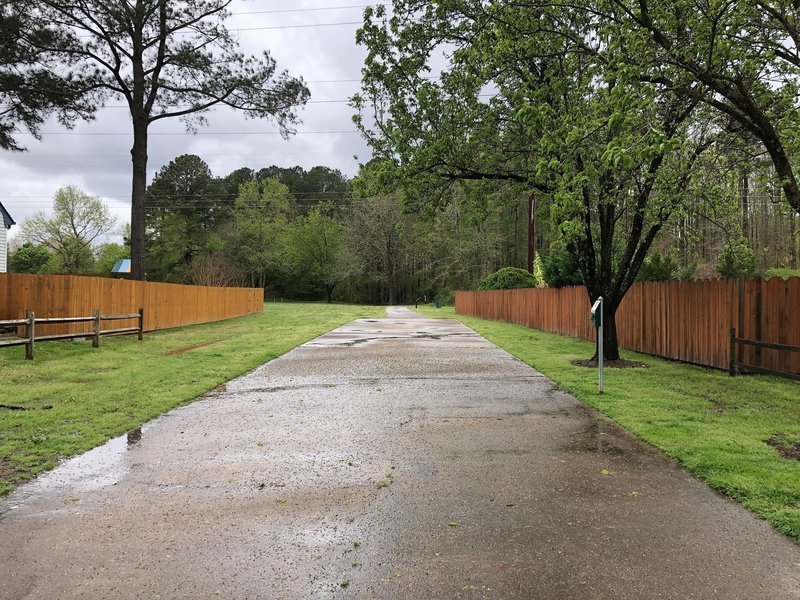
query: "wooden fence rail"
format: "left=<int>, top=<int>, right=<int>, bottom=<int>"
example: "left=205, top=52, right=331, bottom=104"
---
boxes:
left=455, top=277, right=800, bottom=376
left=0, top=309, right=144, bottom=360
left=729, top=328, right=800, bottom=382
left=0, top=273, right=263, bottom=337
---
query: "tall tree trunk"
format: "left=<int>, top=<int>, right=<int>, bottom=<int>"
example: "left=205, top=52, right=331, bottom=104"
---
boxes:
left=761, top=133, right=800, bottom=214
left=130, top=118, right=148, bottom=281
left=325, top=284, right=334, bottom=303
left=513, top=204, right=519, bottom=268
left=739, top=170, right=750, bottom=239
left=594, top=302, right=621, bottom=362
left=527, top=194, right=536, bottom=273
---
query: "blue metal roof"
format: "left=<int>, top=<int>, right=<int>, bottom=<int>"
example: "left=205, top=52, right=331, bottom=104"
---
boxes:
left=111, top=259, right=131, bottom=273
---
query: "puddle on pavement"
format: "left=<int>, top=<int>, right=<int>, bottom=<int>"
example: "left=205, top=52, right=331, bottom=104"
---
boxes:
left=1, top=424, right=150, bottom=513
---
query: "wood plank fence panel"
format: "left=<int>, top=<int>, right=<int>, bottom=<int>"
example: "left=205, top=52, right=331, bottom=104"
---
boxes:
left=0, top=274, right=262, bottom=337
left=456, top=277, right=800, bottom=374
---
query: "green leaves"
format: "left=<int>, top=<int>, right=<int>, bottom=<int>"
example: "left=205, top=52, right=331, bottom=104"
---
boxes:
left=18, top=186, right=117, bottom=275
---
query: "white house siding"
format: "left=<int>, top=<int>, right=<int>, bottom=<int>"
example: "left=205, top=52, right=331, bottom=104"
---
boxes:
left=0, top=225, right=6, bottom=272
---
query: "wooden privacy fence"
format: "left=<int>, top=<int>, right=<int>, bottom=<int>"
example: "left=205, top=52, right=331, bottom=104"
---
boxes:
left=455, top=277, right=800, bottom=376
left=0, top=273, right=263, bottom=338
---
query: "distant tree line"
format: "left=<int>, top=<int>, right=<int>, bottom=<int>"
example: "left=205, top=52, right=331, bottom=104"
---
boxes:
left=11, top=153, right=797, bottom=309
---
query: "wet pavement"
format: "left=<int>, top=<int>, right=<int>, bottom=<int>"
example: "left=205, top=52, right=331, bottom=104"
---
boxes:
left=1, top=306, right=798, bottom=599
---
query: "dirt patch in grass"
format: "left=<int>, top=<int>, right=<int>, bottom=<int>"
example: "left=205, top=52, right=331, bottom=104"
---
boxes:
left=571, top=359, right=647, bottom=369
left=766, top=436, right=800, bottom=461
left=164, top=339, right=222, bottom=356
left=0, top=456, right=15, bottom=480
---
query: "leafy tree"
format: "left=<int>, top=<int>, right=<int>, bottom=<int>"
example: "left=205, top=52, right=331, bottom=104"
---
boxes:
left=31, top=0, right=310, bottom=280
left=19, top=185, right=116, bottom=273
left=354, top=1, right=717, bottom=359
left=636, top=252, right=681, bottom=283
left=598, top=0, right=800, bottom=214
left=145, top=154, right=225, bottom=282
left=0, top=1, right=95, bottom=150
left=256, top=165, right=351, bottom=213
left=718, top=237, right=758, bottom=279
left=8, top=243, right=52, bottom=273
left=220, top=167, right=256, bottom=209
left=542, top=246, right=583, bottom=288
left=478, top=267, right=538, bottom=290
left=343, top=194, right=412, bottom=305
left=231, top=178, right=292, bottom=289
left=285, top=206, right=344, bottom=302
left=94, top=242, right=129, bottom=274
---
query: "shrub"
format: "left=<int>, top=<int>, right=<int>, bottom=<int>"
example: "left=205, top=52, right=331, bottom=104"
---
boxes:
left=542, top=247, right=583, bottom=288
left=718, top=237, right=757, bottom=279
left=637, top=252, right=680, bottom=282
left=533, top=253, right=545, bottom=285
left=764, top=267, right=800, bottom=280
left=477, top=267, right=538, bottom=290
left=9, top=243, right=52, bottom=274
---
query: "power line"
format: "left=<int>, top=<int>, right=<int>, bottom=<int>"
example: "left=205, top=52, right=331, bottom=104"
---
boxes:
left=4, top=151, right=359, bottom=159
left=230, top=3, right=386, bottom=16
left=76, top=20, right=364, bottom=38
left=17, top=130, right=362, bottom=137
left=230, top=21, right=362, bottom=31
left=2, top=92, right=491, bottom=111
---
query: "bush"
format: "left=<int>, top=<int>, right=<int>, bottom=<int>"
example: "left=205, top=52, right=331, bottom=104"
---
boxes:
left=637, top=252, right=680, bottom=282
left=533, top=253, right=545, bottom=285
left=718, top=237, right=757, bottom=279
left=764, top=267, right=800, bottom=280
left=542, top=247, right=583, bottom=288
left=9, top=243, right=52, bottom=274
left=477, top=267, right=538, bottom=290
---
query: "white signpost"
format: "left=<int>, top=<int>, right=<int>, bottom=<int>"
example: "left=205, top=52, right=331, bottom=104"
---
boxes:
left=590, top=297, right=604, bottom=394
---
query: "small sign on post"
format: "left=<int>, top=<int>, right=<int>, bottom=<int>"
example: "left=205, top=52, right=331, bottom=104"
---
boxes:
left=590, top=297, right=604, bottom=394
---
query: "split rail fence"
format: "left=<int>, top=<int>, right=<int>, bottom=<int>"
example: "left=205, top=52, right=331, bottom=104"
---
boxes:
left=455, top=277, right=800, bottom=378
left=0, top=309, right=144, bottom=360
left=0, top=273, right=263, bottom=339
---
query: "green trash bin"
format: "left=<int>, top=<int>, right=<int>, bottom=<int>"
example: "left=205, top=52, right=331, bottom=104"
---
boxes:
left=435, top=298, right=442, bottom=308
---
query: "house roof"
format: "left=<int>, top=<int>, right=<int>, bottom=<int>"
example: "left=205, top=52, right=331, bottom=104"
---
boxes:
left=0, top=202, right=14, bottom=229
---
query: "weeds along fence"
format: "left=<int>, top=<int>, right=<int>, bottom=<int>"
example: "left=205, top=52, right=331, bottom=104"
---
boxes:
left=0, top=273, right=263, bottom=338
left=455, top=277, right=800, bottom=376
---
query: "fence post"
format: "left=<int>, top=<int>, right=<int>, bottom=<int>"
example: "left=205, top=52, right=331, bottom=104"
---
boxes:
left=138, top=308, right=144, bottom=341
left=25, top=310, right=35, bottom=360
left=729, top=327, right=736, bottom=376
left=92, top=309, right=101, bottom=349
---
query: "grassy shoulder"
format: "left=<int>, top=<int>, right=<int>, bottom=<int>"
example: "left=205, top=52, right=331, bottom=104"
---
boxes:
left=0, top=302, right=382, bottom=496
left=417, top=305, right=800, bottom=542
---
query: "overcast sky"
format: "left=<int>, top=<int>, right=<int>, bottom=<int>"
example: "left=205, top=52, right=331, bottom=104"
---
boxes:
left=2, top=0, right=380, bottom=242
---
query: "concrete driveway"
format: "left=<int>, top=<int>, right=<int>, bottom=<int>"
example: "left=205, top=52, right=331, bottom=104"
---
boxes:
left=1, top=307, right=798, bottom=599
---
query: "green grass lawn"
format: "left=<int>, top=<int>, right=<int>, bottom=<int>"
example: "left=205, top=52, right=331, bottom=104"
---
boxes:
left=417, top=305, right=800, bottom=542
left=0, top=302, right=382, bottom=496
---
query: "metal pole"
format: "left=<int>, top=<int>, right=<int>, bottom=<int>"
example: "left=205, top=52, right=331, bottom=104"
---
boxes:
left=598, top=297, right=604, bottom=394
